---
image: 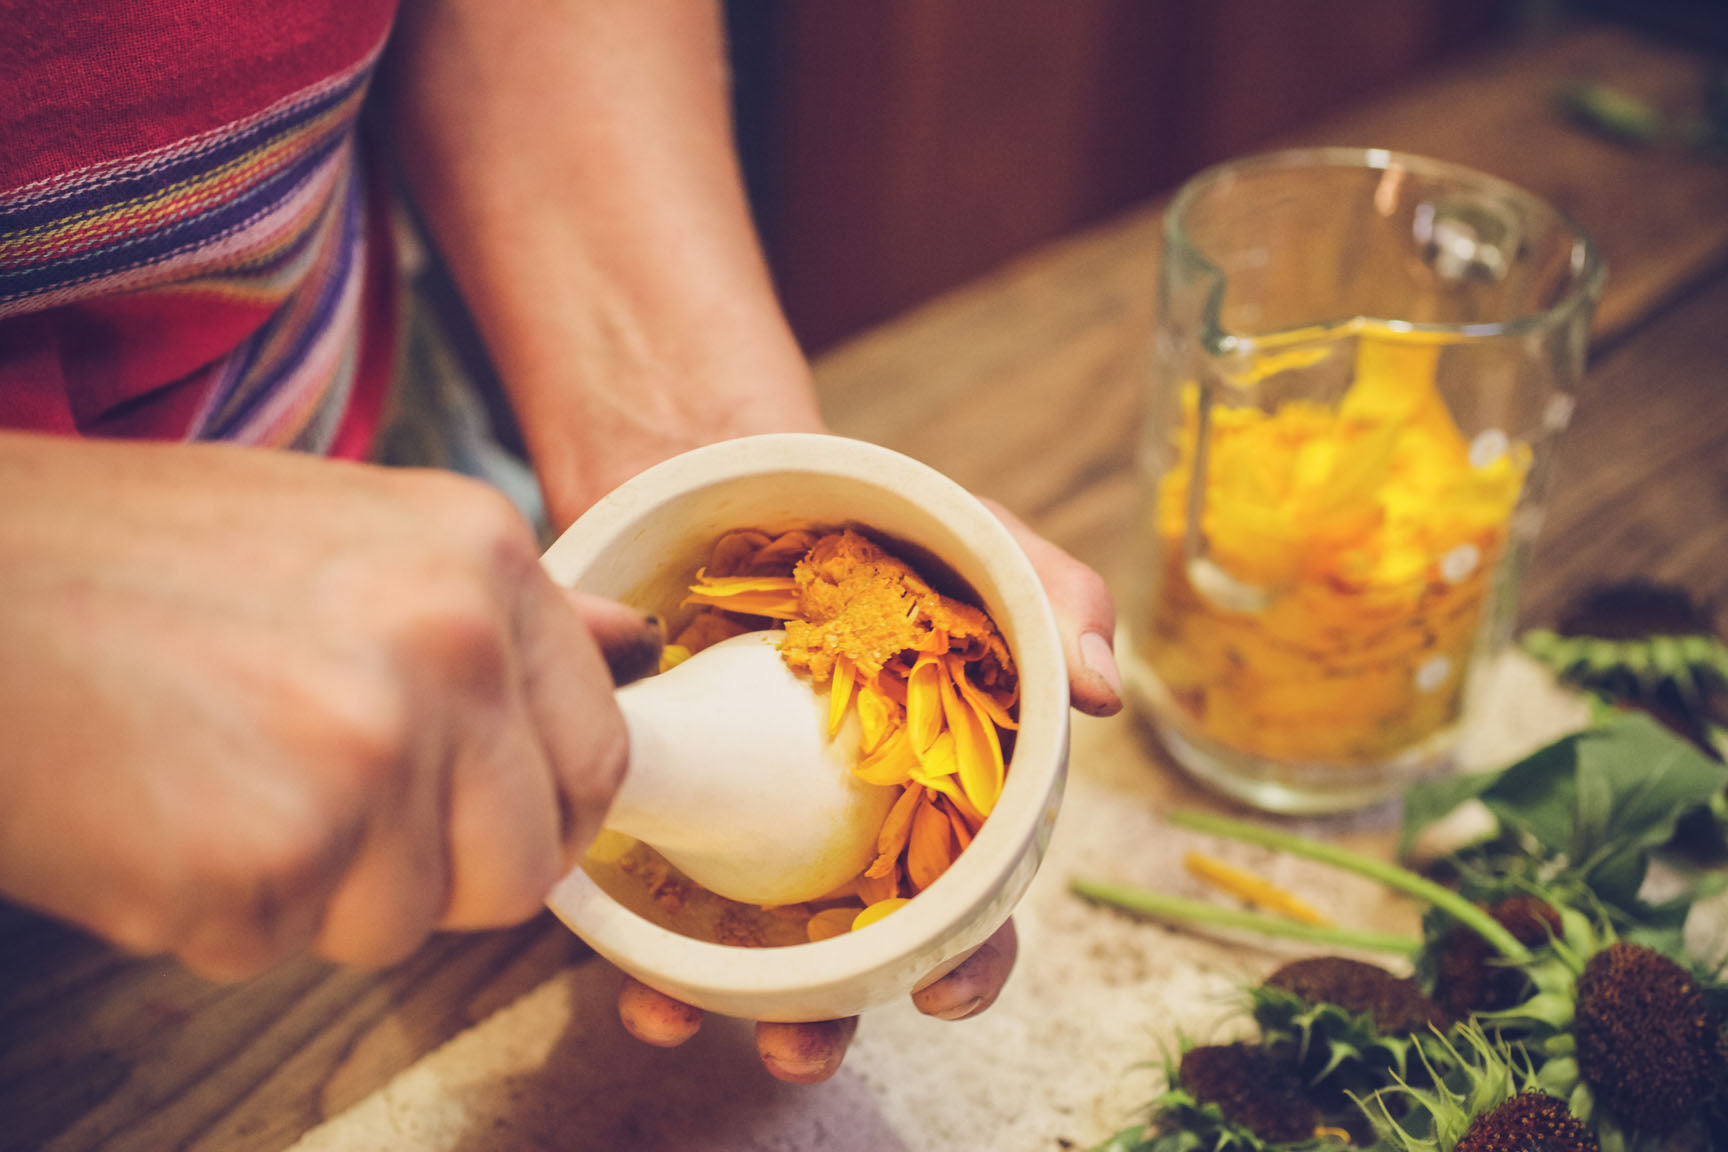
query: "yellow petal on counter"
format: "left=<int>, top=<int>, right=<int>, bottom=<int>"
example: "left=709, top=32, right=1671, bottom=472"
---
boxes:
left=658, top=644, right=692, bottom=673
left=940, top=653, right=1004, bottom=816
left=853, top=897, right=911, bottom=931
left=905, top=655, right=945, bottom=753
left=1182, top=851, right=1335, bottom=927
left=828, top=654, right=857, bottom=735
left=907, top=792, right=957, bottom=892
left=806, top=907, right=857, bottom=942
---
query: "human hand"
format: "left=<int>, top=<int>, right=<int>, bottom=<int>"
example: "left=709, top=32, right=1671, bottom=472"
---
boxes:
left=612, top=498, right=1118, bottom=1081
left=0, top=432, right=654, bottom=981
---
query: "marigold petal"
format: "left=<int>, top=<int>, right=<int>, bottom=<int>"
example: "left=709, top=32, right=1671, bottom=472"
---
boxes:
left=854, top=727, right=918, bottom=787
left=806, top=907, right=857, bottom=942
left=1182, top=851, right=1334, bottom=927
left=869, top=786, right=921, bottom=872
left=907, top=793, right=957, bottom=892
left=940, top=656, right=1003, bottom=816
left=658, top=644, right=692, bottom=673
left=915, top=766, right=984, bottom=827
left=940, top=797, right=976, bottom=849
left=852, top=897, right=910, bottom=931
left=753, top=529, right=822, bottom=568
left=911, top=729, right=959, bottom=779
left=706, top=530, right=774, bottom=576
left=857, top=684, right=896, bottom=754
left=828, top=655, right=857, bottom=735
left=905, top=655, right=945, bottom=753
left=854, top=865, right=900, bottom=906
left=948, top=655, right=1019, bottom=730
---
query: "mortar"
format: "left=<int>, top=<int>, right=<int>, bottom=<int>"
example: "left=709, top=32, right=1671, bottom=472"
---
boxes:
left=540, top=433, right=1069, bottom=1022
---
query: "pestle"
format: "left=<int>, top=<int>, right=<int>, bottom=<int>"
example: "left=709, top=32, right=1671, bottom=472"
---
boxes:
left=602, top=630, right=897, bottom=907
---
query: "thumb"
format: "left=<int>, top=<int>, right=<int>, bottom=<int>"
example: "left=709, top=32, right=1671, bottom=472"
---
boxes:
left=564, top=590, right=665, bottom=685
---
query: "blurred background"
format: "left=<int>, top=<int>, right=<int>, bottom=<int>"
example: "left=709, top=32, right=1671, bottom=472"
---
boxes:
left=724, top=0, right=1728, bottom=354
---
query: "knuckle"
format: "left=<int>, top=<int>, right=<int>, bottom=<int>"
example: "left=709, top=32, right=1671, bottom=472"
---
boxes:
left=402, top=587, right=510, bottom=688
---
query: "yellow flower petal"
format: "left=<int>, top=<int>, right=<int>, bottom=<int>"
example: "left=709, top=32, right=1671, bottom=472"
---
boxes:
left=854, top=868, right=900, bottom=907
left=940, top=656, right=1003, bottom=816
left=939, top=797, right=977, bottom=849
left=911, top=729, right=959, bottom=779
left=907, top=792, right=956, bottom=892
left=806, top=907, right=857, bottom=942
left=852, top=897, right=910, bottom=931
left=1183, top=851, right=1334, bottom=927
left=828, top=655, right=857, bottom=736
left=919, top=770, right=988, bottom=832
left=948, top=655, right=1018, bottom=730
left=681, top=589, right=802, bottom=619
left=905, top=655, right=945, bottom=753
left=856, top=683, right=896, bottom=755
left=584, top=829, right=637, bottom=865
left=867, top=786, right=921, bottom=878
left=854, top=726, right=918, bottom=787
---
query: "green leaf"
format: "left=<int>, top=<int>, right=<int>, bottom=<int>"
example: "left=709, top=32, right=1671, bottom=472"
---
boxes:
left=1397, top=767, right=1504, bottom=857
left=1473, top=732, right=1587, bottom=856
left=1571, top=712, right=1728, bottom=865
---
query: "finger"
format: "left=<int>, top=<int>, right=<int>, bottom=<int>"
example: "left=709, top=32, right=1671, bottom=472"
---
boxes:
left=617, top=977, right=705, bottom=1047
left=911, top=918, right=1019, bottom=1021
left=983, top=499, right=1122, bottom=717
left=439, top=696, right=566, bottom=929
left=564, top=590, right=664, bottom=685
left=755, top=1017, right=859, bottom=1084
left=313, top=757, right=451, bottom=966
left=512, top=568, right=631, bottom=869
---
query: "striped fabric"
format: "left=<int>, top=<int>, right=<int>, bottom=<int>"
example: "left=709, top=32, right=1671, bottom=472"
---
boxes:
left=0, top=22, right=392, bottom=453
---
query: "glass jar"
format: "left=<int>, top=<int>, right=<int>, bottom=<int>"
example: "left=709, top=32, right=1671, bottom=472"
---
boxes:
left=1122, top=148, right=1604, bottom=813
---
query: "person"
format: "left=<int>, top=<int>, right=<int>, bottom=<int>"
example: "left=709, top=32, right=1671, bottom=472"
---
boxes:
left=0, top=0, right=1122, bottom=1084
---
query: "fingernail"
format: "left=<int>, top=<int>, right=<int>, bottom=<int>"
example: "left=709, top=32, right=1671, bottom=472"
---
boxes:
left=1080, top=630, right=1122, bottom=698
left=934, top=995, right=985, bottom=1022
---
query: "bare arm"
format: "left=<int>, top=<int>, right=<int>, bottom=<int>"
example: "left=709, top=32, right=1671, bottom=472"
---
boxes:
left=381, top=0, right=1122, bottom=1082
left=385, top=0, right=821, bottom=528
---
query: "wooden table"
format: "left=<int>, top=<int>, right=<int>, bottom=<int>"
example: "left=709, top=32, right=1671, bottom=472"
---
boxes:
left=4, top=23, right=1726, bottom=1152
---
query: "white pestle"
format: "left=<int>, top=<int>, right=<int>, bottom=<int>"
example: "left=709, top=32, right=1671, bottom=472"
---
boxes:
left=603, top=630, right=897, bottom=907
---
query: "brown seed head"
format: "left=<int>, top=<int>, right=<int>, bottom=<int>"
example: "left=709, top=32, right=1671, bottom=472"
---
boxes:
left=1264, top=956, right=1446, bottom=1036
left=1176, top=1043, right=1317, bottom=1145
left=1454, top=1092, right=1599, bottom=1152
left=1433, top=897, right=1562, bottom=1018
left=1574, top=941, right=1712, bottom=1136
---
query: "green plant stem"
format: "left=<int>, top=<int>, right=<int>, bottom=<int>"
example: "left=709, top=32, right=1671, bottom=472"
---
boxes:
left=1070, top=878, right=1421, bottom=955
left=1167, top=808, right=1534, bottom=963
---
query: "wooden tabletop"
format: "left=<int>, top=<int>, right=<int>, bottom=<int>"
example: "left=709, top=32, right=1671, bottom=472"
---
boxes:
left=4, top=23, right=1727, bottom=1152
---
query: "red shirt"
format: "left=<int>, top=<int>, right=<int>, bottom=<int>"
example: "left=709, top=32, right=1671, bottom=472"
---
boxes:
left=0, top=0, right=399, bottom=456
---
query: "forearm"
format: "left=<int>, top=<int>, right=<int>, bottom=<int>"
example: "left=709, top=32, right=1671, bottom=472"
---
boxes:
left=386, top=0, right=822, bottom=528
